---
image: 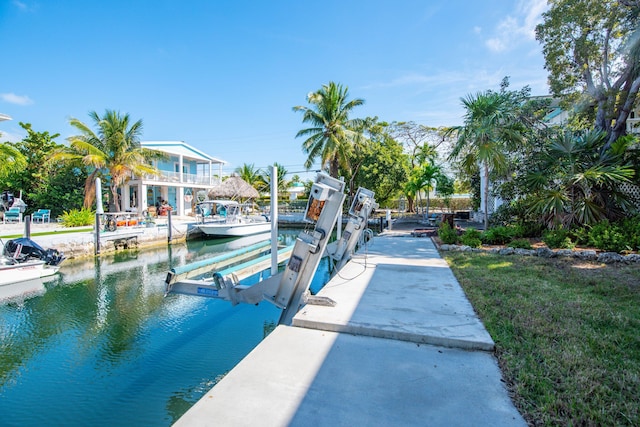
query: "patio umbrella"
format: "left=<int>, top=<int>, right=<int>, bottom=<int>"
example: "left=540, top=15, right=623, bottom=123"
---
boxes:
left=208, top=175, right=260, bottom=200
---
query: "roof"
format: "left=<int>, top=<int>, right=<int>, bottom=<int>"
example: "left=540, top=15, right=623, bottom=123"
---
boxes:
left=141, top=140, right=226, bottom=164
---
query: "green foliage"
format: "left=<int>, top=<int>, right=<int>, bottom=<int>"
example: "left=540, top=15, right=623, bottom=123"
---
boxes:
left=460, top=228, right=483, bottom=248
left=342, top=120, right=410, bottom=206
left=542, top=228, right=575, bottom=249
left=438, top=222, right=459, bottom=245
left=0, top=123, right=87, bottom=216
left=508, top=238, right=533, bottom=250
left=482, top=226, right=515, bottom=245
left=60, top=208, right=95, bottom=227
left=61, top=110, right=164, bottom=211
left=585, top=218, right=640, bottom=253
left=293, top=81, right=365, bottom=178
left=524, top=130, right=635, bottom=229
left=587, top=221, right=628, bottom=253
left=448, top=80, right=528, bottom=230
left=536, top=0, right=640, bottom=144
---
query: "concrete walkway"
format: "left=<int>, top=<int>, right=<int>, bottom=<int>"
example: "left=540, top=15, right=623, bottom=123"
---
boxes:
left=174, top=228, right=526, bottom=426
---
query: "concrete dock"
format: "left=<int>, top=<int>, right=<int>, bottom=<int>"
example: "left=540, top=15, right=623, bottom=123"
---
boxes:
left=174, top=225, right=526, bottom=426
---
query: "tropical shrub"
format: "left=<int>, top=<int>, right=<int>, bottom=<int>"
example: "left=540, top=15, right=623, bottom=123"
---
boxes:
left=588, top=220, right=631, bottom=253
left=60, top=208, right=95, bottom=227
left=438, top=222, right=459, bottom=245
left=460, top=229, right=483, bottom=248
left=482, top=226, right=514, bottom=245
left=542, top=228, right=575, bottom=249
left=551, top=218, right=640, bottom=253
left=508, top=238, right=533, bottom=250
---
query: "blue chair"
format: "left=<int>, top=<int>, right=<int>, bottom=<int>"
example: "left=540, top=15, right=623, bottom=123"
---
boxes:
left=4, top=207, right=22, bottom=223
left=32, top=209, right=51, bottom=223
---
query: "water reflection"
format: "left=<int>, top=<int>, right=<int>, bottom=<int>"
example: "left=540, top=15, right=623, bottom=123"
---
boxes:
left=0, top=231, right=310, bottom=427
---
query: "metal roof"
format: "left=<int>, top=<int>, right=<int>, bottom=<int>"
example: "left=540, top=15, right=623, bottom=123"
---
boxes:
left=141, top=140, right=226, bottom=164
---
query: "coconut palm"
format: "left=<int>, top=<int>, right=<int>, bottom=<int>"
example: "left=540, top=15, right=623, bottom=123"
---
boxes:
left=234, top=163, right=263, bottom=188
left=293, top=82, right=365, bottom=178
left=448, top=91, right=524, bottom=230
left=54, top=110, right=162, bottom=211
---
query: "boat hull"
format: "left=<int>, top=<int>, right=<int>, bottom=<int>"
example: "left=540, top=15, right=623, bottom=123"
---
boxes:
left=0, top=260, right=58, bottom=287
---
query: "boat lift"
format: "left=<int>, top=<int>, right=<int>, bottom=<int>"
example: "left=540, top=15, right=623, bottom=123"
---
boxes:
left=164, top=172, right=376, bottom=325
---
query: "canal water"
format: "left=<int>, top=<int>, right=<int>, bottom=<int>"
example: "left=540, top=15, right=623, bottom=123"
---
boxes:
left=0, top=230, right=331, bottom=426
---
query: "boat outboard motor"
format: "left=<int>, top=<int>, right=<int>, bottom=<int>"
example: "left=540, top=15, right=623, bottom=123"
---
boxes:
left=3, top=237, right=66, bottom=266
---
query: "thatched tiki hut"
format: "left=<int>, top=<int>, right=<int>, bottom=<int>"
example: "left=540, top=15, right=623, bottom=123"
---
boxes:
left=207, top=175, right=260, bottom=201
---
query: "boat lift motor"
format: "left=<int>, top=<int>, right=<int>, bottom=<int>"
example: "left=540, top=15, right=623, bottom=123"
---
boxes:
left=325, top=187, right=377, bottom=272
left=165, top=173, right=344, bottom=323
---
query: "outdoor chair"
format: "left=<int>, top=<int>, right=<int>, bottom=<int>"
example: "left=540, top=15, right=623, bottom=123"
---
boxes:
left=32, top=209, right=51, bottom=223
left=3, top=207, right=22, bottom=223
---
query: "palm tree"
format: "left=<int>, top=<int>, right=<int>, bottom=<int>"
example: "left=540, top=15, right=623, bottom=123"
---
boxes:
left=259, top=162, right=289, bottom=197
left=235, top=163, right=263, bottom=187
left=448, top=91, right=523, bottom=230
left=524, top=130, right=635, bottom=229
left=0, top=143, right=26, bottom=181
left=54, top=110, right=162, bottom=211
left=293, top=82, right=365, bottom=178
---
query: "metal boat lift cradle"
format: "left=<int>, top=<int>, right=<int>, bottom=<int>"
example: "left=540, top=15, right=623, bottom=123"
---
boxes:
left=165, top=172, right=376, bottom=325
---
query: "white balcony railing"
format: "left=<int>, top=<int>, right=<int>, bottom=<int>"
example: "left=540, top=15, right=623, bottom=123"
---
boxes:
left=136, top=171, right=221, bottom=186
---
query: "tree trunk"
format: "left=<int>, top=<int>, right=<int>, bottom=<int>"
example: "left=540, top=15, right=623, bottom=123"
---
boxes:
left=407, top=195, right=415, bottom=213
left=483, top=163, right=489, bottom=231
left=111, top=185, right=121, bottom=212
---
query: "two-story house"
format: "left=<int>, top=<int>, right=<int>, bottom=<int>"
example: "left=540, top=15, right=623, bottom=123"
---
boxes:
left=121, top=141, right=225, bottom=217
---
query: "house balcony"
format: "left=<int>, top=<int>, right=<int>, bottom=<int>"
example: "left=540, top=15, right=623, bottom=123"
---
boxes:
left=133, top=171, right=221, bottom=187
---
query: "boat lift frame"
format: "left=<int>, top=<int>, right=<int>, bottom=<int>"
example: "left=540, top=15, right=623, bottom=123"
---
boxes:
left=165, top=172, right=376, bottom=325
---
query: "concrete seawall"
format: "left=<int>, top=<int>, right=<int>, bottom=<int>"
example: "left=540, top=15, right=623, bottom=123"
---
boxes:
left=174, top=224, right=526, bottom=426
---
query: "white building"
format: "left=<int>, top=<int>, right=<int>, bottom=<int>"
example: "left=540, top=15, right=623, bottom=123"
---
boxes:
left=122, top=141, right=226, bottom=217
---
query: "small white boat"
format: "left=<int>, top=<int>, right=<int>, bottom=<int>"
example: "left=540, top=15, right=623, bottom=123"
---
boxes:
left=0, top=258, right=59, bottom=287
left=195, top=200, right=271, bottom=238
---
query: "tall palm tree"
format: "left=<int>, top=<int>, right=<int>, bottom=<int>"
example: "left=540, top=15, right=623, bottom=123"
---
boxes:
left=448, top=91, right=523, bottom=230
left=293, top=82, right=365, bottom=178
left=54, top=110, right=162, bottom=211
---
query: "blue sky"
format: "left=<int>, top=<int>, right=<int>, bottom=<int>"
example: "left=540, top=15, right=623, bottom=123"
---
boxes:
left=0, top=0, right=549, bottom=178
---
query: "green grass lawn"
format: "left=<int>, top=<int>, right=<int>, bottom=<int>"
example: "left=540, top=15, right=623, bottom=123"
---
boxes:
left=444, top=252, right=640, bottom=426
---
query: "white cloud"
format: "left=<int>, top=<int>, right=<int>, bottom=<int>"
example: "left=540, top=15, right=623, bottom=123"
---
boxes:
left=1, top=93, right=34, bottom=106
left=12, top=0, right=27, bottom=10
left=485, top=0, right=548, bottom=53
left=0, top=129, right=23, bottom=143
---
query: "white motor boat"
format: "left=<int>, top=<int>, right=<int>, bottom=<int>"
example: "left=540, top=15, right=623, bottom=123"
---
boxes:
left=0, top=258, right=59, bottom=287
left=0, top=236, right=65, bottom=288
left=194, top=200, right=271, bottom=238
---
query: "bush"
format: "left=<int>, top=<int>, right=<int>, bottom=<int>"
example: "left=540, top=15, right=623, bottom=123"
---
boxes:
left=508, top=238, right=533, bottom=250
left=543, top=228, right=575, bottom=249
left=460, top=229, right=483, bottom=248
left=482, top=226, right=514, bottom=245
left=60, top=208, right=95, bottom=227
left=438, top=222, right=459, bottom=245
left=588, top=220, right=630, bottom=253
